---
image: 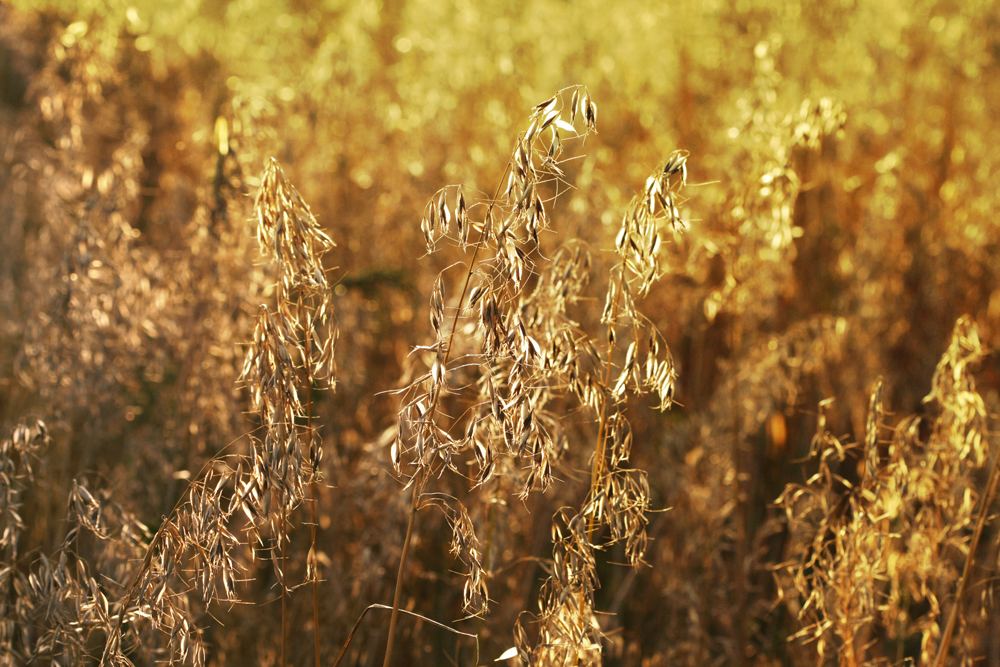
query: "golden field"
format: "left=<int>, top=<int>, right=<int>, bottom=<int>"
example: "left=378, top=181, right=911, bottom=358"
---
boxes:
left=1, top=0, right=999, bottom=665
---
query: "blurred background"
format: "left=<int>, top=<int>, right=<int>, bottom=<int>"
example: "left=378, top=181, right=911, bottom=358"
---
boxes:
left=2, top=0, right=1000, bottom=664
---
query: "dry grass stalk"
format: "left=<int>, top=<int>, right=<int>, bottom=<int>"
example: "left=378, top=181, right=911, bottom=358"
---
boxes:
left=385, top=86, right=603, bottom=666
left=777, top=317, right=992, bottom=667
left=4, top=8, right=1000, bottom=665
left=382, top=84, right=690, bottom=666
left=242, top=157, right=337, bottom=665
left=93, top=158, right=337, bottom=667
left=518, top=153, right=687, bottom=666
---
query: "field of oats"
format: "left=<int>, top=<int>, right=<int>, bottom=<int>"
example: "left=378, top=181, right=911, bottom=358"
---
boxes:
left=2, top=0, right=1000, bottom=665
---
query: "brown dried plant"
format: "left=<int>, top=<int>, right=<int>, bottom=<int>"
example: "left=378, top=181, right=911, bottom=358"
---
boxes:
left=382, top=85, right=599, bottom=667
left=5, top=4, right=1000, bottom=666
left=777, top=317, right=996, bottom=666
left=241, top=157, right=337, bottom=667
left=90, top=158, right=338, bottom=667
left=513, top=151, right=688, bottom=667
left=379, top=86, right=690, bottom=667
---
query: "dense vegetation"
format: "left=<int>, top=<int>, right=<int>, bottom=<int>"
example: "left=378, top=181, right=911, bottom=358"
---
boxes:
left=2, top=0, right=1000, bottom=665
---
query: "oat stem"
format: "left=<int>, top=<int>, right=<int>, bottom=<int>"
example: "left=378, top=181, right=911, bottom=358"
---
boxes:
left=383, top=163, right=512, bottom=667
left=306, top=309, right=321, bottom=667
left=281, top=504, right=287, bottom=667
left=383, top=475, right=420, bottom=667
left=840, top=546, right=859, bottom=667
left=934, top=439, right=1000, bottom=667
left=587, top=261, right=625, bottom=545
left=731, top=311, right=747, bottom=667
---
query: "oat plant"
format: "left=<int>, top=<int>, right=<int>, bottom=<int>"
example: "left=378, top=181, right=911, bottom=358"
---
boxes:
left=513, top=151, right=687, bottom=667
left=94, top=157, right=337, bottom=667
left=240, top=157, right=337, bottom=667
left=383, top=86, right=598, bottom=666
left=381, top=86, right=690, bottom=667
left=777, top=317, right=996, bottom=666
